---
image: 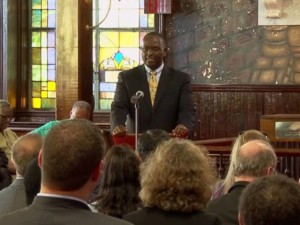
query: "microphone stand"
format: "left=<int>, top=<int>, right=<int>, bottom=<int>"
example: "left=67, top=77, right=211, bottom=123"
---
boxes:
left=131, top=95, right=141, bottom=150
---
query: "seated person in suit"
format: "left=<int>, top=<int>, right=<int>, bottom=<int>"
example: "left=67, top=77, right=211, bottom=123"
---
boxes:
left=123, top=139, right=221, bottom=225
left=0, top=100, right=18, bottom=174
left=30, top=100, right=92, bottom=137
left=24, top=157, right=41, bottom=205
left=0, top=133, right=42, bottom=215
left=91, top=144, right=141, bottom=218
left=110, top=32, right=195, bottom=138
left=206, top=139, right=277, bottom=225
left=0, top=119, right=132, bottom=225
left=211, top=129, right=270, bottom=200
left=239, top=174, right=300, bottom=225
left=136, top=129, right=170, bottom=161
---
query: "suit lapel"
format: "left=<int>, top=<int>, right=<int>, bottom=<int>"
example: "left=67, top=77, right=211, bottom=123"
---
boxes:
left=153, top=66, right=172, bottom=110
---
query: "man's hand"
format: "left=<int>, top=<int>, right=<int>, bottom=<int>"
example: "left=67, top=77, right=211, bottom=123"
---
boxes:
left=112, top=125, right=127, bottom=136
left=172, top=124, right=189, bottom=138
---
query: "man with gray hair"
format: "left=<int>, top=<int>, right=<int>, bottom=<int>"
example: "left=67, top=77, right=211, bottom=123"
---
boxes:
left=206, top=139, right=277, bottom=225
left=238, top=174, right=300, bottom=225
left=0, top=133, right=42, bottom=215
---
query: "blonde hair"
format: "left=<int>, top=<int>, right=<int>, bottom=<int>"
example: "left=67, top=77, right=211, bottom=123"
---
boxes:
left=223, top=130, right=270, bottom=194
left=140, top=139, right=217, bottom=212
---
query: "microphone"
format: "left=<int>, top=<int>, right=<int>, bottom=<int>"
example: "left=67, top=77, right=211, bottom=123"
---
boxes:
left=131, top=90, right=144, bottom=104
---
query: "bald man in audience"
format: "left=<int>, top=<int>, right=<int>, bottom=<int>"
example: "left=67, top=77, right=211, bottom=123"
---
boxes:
left=206, top=139, right=277, bottom=225
left=238, top=174, right=300, bottom=225
left=0, top=133, right=42, bottom=216
left=30, top=100, right=92, bottom=137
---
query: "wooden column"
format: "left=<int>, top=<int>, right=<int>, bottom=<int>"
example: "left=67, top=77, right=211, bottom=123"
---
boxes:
left=56, top=0, right=93, bottom=120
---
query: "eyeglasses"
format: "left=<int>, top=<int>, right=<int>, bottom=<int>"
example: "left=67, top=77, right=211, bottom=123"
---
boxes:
left=139, top=46, right=166, bottom=53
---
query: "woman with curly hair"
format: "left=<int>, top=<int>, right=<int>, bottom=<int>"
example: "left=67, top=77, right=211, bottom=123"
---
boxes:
left=210, top=129, right=270, bottom=200
left=123, top=138, right=220, bottom=225
left=92, top=144, right=141, bottom=218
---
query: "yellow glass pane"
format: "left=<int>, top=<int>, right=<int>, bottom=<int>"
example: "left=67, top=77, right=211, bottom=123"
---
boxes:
left=41, top=32, right=47, bottom=47
left=48, top=91, right=56, bottom=98
left=32, top=48, right=41, bottom=64
left=41, top=48, right=47, bottom=64
left=32, top=98, right=42, bottom=108
left=100, top=32, right=119, bottom=48
left=148, top=14, right=154, bottom=27
left=120, top=32, right=139, bottom=47
left=42, top=10, right=47, bottom=27
left=32, top=82, right=41, bottom=97
left=41, top=81, right=48, bottom=90
left=99, top=48, right=118, bottom=65
left=48, top=81, right=56, bottom=91
left=41, top=91, right=48, bottom=98
left=42, top=0, right=47, bottom=9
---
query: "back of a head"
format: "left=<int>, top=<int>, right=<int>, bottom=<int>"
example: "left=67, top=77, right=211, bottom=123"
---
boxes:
left=95, top=144, right=140, bottom=218
left=140, top=139, right=216, bottom=212
left=239, top=174, right=300, bottom=225
left=137, top=129, right=170, bottom=161
left=70, top=100, right=92, bottom=120
left=234, top=139, right=277, bottom=178
left=42, top=119, right=105, bottom=191
left=12, top=133, right=42, bottom=176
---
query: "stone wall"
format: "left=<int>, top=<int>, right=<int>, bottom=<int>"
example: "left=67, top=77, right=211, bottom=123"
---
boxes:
left=163, top=0, right=300, bottom=84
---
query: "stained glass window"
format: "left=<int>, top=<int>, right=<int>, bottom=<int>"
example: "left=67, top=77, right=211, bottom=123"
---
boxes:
left=31, top=0, right=56, bottom=109
left=93, top=0, right=155, bottom=110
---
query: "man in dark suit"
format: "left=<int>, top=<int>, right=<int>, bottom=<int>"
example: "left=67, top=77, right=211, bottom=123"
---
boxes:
left=0, top=119, right=132, bottom=225
left=111, top=32, right=195, bottom=138
left=206, top=139, right=277, bottom=225
left=0, top=133, right=42, bottom=216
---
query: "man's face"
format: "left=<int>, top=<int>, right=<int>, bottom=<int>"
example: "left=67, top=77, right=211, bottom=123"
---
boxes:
left=0, top=106, right=13, bottom=132
left=141, top=35, right=167, bottom=70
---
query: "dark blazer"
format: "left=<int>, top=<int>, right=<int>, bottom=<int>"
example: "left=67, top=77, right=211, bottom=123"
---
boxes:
left=110, top=65, right=195, bottom=134
left=206, top=181, right=250, bottom=225
left=123, top=207, right=221, bottom=225
left=0, top=196, right=133, bottom=225
left=0, top=178, right=26, bottom=216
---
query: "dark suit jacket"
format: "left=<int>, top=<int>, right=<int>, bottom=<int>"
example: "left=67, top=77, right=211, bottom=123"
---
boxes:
left=205, top=181, right=250, bottom=225
left=110, top=65, right=195, bottom=134
left=0, top=178, right=26, bottom=216
left=0, top=196, right=133, bottom=225
left=123, top=207, right=221, bottom=225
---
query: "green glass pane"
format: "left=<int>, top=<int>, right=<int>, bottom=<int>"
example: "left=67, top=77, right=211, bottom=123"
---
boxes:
left=32, top=32, right=41, bottom=47
left=100, top=99, right=113, bottom=110
left=32, top=82, right=41, bottom=97
left=32, top=0, right=42, bottom=9
left=32, top=10, right=41, bottom=27
left=32, top=65, right=41, bottom=81
left=41, top=65, right=48, bottom=81
left=41, top=98, right=55, bottom=108
left=32, top=48, right=41, bottom=64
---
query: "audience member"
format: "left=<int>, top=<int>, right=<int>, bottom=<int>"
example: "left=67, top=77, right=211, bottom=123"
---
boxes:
left=91, top=144, right=141, bottom=218
left=137, top=129, right=170, bottom=161
left=123, top=139, right=220, bottom=225
left=24, top=157, right=41, bottom=205
left=206, top=139, right=277, bottom=225
left=0, top=100, right=18, bottom=174
left=30, top=100, right=92, bottom=137
left=211, top=129, right=270, bottom=199
left=0, top=119, right=132, bottom=225
left=238, top=174, right=300, bottom=225
left=0, top=149, right=11, bottom=190
left=0, top=133, right=42, bottom=216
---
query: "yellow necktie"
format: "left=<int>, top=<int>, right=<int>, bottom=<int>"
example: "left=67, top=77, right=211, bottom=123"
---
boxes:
left=149, top=71, right=157, bottom=106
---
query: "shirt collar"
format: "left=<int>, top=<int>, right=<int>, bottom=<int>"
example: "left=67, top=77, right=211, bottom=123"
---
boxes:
left=144, top=62, right=164, bottom=74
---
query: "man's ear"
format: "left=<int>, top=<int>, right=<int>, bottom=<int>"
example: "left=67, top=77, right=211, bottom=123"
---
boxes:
left=38, top=150, right=43, bottom=169
left=238, top=211, right=244, bottom=225
left=91, top=160, right=104, bottom=182
left=266, top=166, right=276, bottom=175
